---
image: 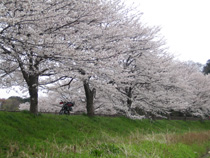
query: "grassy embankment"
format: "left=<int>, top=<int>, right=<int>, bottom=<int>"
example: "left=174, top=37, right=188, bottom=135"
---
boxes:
left=1, top=111, right=210, bottom=158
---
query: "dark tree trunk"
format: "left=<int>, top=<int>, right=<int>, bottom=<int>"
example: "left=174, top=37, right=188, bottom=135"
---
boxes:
left=28, top=75, right=39, bottom=114
left=17, top=50, right=41, bottom=115
left=125, top=87, right=132, bottom=110
left=167, top=114, right=171, bottom=120
left=83, top=79, right=95, bottom=116
left=184, top=113, right=187, bottom=121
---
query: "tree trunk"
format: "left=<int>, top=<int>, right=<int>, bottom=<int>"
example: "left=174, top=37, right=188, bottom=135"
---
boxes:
left=167, top=114, right=171, bottom=120
left=28, top=75, right=39, bottom=114
left=126, top=87, right=132, bottom=110
left=83, top=79, right=95, bottom=116
left=184, top=113, right=187, bottom=121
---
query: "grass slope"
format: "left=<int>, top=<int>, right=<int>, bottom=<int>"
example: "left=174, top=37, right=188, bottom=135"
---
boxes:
left=0, top=111, right=210, bottom=158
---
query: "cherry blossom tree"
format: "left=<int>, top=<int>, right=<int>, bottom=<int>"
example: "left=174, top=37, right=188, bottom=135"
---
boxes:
left=3, top=0, right=209, bottom=118
left=41, top=1, right=146, bottom=116
left=101, top=22, right=169, bottom=117
left=181, top=62, right=210, bottom=118
left=0, top=0, right=133, bottom=114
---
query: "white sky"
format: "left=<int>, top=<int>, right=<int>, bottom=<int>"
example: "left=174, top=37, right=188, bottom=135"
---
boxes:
left=1, top=90, right=18, bottom=99
left=1, top=0, right=210, bottom=99
left=1, top=87, right=27, bottom=99
left=126, top=0, right=210, bottom=64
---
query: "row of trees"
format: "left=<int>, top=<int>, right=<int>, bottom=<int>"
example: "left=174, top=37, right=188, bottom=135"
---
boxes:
left=0, top=96, right=29, bottom=111
left=1, top=0, right=210, bottom=118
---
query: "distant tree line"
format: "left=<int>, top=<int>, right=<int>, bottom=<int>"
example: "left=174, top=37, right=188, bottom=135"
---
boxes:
left=0, top=96, right=29, bottom=111
left=203, top=59, right=210, bottom=75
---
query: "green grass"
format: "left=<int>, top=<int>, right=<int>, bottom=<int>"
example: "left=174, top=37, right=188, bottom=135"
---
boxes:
left=1, top=111, right=210, bottom=157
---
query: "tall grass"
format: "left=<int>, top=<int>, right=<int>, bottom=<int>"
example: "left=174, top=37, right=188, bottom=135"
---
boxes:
left=1, top=111, right=210, bottom=157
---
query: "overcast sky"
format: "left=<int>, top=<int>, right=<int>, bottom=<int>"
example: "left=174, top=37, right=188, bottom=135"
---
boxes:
left=126, top=0, right=210, bottom=64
